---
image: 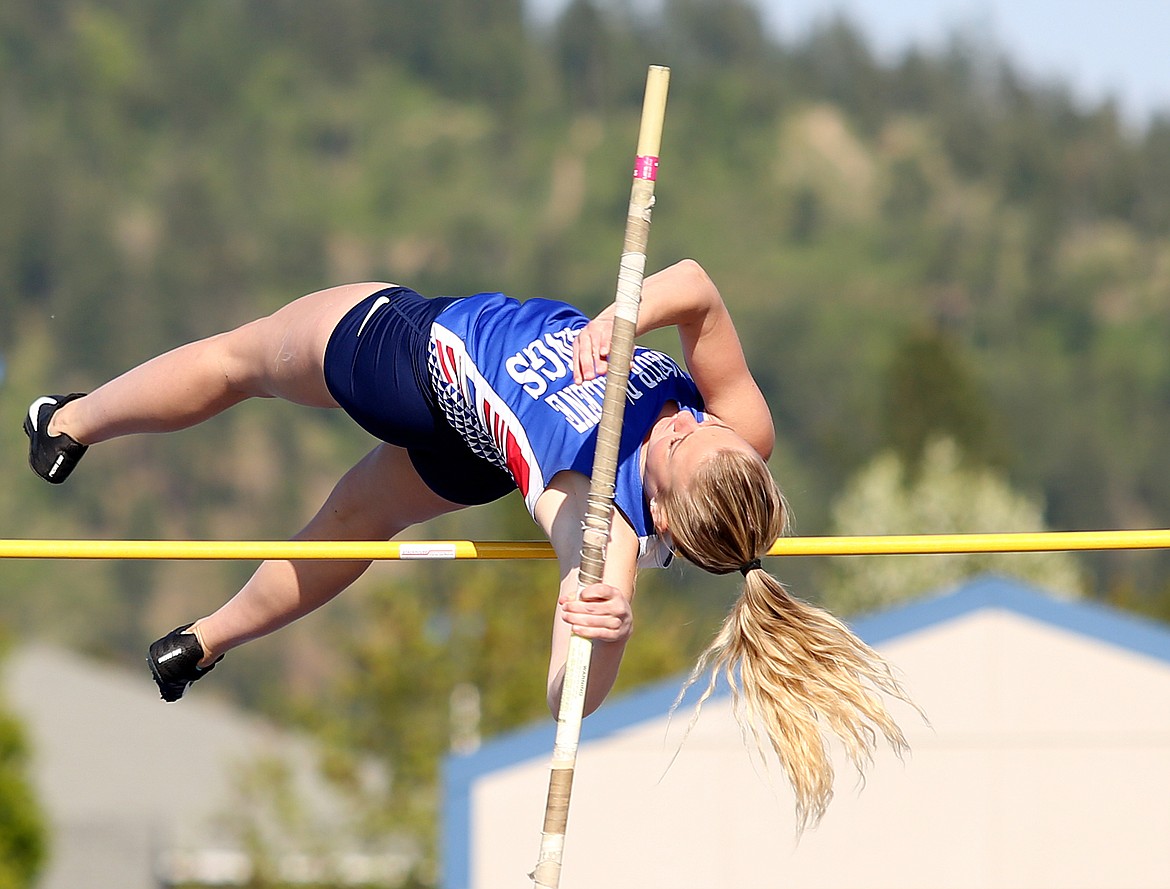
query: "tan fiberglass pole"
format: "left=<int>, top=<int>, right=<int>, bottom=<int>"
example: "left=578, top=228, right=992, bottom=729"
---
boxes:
left=529, top=65, right=670, bottom=889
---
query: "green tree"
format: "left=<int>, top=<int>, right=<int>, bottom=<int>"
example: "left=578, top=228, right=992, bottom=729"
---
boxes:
left=1135, top=115, right=1170, bottom=233
left=792, top=16, right=886, bottom=134
left=555, top=0, right=611, bottom=111
left=0, top=668, right=47, bottom=889
left=818, top=437, right=1085, bottom=615
left=882, top=327, right=1003, bottom=478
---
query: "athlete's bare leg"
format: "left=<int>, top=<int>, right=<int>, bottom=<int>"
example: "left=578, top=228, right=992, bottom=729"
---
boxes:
left=190, top=443, right=464, bottom=665
left=48, top=282, right=394, bottom=444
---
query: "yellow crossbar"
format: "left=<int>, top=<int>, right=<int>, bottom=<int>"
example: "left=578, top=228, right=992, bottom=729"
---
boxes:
left=0, top=540, right=544, bottom=561
left=0, top=529, right=1168, bottom=560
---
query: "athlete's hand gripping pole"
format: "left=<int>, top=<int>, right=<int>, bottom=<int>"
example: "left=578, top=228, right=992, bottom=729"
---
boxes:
left=529, top=64, right=670, bottom=889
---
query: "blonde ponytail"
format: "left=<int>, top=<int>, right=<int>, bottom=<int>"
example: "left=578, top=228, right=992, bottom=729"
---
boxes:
left=661, top=448, right=919, bottom=830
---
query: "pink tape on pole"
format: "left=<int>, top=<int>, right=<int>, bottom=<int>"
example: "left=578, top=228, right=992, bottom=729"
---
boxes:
left=634, top=155, right=659, bottom=180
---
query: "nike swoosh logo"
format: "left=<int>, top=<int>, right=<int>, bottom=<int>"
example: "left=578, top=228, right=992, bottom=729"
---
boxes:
left=356, top=296, right=391, bottom=336
left=28, top=397, right=58, bottom=433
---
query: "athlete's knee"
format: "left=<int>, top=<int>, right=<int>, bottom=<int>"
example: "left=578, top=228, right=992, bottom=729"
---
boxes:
left=325, top=446, right=462, bottom=537
left=312, top=459, right=405, bottom=541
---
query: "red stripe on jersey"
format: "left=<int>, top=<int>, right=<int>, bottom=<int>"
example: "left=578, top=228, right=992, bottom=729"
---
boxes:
left=482, top=401, right=494, bottom=441
left=440, top=344, right=458, bottom=384
left=505, top=430, right=530, bottom=497
left=482, top=398, right=528, bottom=496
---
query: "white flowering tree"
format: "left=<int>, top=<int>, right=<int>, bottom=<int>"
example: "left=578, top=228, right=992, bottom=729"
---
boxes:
left=818, top=437, right=1085, bottom=615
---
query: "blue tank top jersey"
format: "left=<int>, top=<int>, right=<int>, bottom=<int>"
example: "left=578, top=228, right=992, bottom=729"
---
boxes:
left=428, top=293, right=705, bottom=567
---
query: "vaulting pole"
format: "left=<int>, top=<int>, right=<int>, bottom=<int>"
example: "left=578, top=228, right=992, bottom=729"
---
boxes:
left=529, top=65, right=670, bottom=889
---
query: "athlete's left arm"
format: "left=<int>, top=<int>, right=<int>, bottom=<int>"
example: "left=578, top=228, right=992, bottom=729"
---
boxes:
left=534, top=470, right=640, bottom=718
left=573, top=259, right=774, bottom=458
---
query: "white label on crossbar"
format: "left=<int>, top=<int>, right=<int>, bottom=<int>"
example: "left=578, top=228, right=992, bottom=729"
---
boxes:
left=400, top=543, right=458, bottom=560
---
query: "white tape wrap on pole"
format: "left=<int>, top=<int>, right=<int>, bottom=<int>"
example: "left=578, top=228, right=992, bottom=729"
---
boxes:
left=530, top=65, right=670, bottom=889
left=614, top=251, right=648, bottom=322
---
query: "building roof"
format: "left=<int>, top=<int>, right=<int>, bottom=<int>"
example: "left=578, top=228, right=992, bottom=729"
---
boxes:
left=443, top=575, right=1170, bottom=889
left=3, top=644, right=409, bottom=889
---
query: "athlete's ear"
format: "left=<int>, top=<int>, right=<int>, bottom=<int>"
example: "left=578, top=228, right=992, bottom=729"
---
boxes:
left=649, top=497, right=668, bottom=534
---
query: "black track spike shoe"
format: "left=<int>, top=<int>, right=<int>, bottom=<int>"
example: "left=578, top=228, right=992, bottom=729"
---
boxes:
left=147, top=625, right=223, bottom=702
left=24, top=393, right=89, bottom=484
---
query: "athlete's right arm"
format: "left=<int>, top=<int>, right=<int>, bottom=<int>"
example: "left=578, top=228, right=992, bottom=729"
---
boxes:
left=572, top=259, right=709, bottom=378
left=534, top=470, right=639, bottom=718
left=572, top=259, right=774, bottom=459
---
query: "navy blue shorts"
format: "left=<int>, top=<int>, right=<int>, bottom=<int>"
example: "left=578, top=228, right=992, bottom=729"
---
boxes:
left=323, top=286, right=517, bottom=506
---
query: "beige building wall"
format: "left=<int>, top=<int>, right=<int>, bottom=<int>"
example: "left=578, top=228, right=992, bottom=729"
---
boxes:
left=447, top=579, right=1170, bottom=889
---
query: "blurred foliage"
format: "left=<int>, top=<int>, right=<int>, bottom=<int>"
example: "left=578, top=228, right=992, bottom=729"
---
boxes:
left=0, top=642, right=47, bottom=889
left=882, top=325, right=1006, bottom=478
left=820, top=437, right=1086, bottom=615
left=3, top=0, right=1170, bottom=880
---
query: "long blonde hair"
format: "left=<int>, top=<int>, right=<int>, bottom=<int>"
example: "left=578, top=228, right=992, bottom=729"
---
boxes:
left=660, top=448, right=919, bottom=830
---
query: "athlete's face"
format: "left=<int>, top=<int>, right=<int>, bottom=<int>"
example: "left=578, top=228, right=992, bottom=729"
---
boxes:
left=644, top=410, right=754, bottom=521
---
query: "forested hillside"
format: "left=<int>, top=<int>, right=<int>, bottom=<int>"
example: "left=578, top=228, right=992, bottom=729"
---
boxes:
left=3, top=0, right=1170, bottom=878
